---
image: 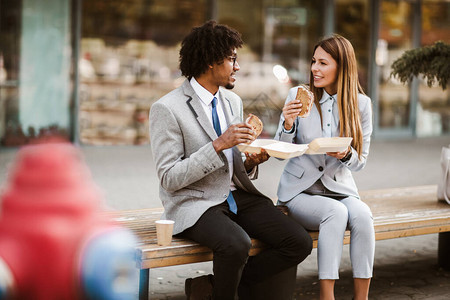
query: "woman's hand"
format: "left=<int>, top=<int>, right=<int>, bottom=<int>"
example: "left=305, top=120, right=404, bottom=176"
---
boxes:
left=282, top=99, right=302, bottom=131
left=327, top=146, right=350, bottom=160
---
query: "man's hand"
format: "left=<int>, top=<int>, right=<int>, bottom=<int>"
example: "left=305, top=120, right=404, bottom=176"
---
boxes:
left=212, top=122, right=256, bottom=153
left=244, top=150, right=270, bottom=171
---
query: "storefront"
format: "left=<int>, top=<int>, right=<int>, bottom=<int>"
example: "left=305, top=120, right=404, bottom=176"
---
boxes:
left=0, top=0, right=449, bottom=146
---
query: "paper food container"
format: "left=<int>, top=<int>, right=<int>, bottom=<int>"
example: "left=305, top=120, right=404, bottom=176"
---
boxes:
left=236, top=139, right=277, bottom=154
left=262, top=141, right=309, bottom=159
left=306, top=137, right=353, bottom=154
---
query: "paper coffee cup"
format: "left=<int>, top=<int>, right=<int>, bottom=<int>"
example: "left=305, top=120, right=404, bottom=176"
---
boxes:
left=155, top=220, right=174, bottom=246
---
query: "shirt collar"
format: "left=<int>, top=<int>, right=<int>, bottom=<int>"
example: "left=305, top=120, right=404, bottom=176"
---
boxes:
left=190, top=77, right=218, bottom=106
left=319, top=90, right=337, bottom=104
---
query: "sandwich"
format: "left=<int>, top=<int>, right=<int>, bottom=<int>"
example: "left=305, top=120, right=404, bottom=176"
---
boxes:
left=295, top=85, right=314, bottom=117
left=246, top=113, right=263, bottom=138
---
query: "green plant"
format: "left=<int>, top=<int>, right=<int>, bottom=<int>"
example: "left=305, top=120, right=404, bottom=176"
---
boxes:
left=390, top=41, right=450, bottom=90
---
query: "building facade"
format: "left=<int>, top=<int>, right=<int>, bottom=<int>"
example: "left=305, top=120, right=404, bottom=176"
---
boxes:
left=0, top=0, right=449, bottom=146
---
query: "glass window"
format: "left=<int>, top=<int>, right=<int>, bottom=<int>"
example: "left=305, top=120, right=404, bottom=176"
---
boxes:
left=218, top=0, right=324, bottom=136
left=0, top=0, right=72, bottom=147
left=335, top=0, right=371, bottom=92
left=377, top=0, right=414, bottom=130
left=0, top=0, right=21, bottom=146
left=80, top=0, right=325, bottom=144
left=417, top=0, right=450, bottom=136
left=80, top=0, right=208, bottom=145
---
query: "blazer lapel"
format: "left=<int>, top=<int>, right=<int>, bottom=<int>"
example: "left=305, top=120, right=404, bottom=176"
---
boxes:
left=183, top=80, right=218, bottom=141
left=305, top=103, right=326, bottom=166
left=219, top=91, right=239, bottom=126
left=311, top=103, right=323, bottom=132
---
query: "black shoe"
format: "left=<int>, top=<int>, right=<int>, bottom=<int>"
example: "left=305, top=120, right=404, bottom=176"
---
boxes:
left=185, top=274, right=214, bottom=300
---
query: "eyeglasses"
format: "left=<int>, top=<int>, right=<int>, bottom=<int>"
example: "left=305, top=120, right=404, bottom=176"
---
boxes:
left=228, top=56, right=237, bottom=67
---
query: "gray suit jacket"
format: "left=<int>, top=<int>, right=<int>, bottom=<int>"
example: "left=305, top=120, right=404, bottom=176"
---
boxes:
left=150, top=79, right=265, bottom=234
left=275, top=87, right=373, bottom=202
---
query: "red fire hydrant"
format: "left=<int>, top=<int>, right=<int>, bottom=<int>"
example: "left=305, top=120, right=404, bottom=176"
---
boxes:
left=0, top=142, right=137, bottom=299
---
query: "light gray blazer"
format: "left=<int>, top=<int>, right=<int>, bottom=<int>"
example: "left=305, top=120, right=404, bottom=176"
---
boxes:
left=275, top=87, right=373, bottom=202
left=150, top=79, right=265, bottom=235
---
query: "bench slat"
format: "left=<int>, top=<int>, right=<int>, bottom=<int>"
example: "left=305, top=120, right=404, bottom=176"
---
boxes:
left=111, top=185, right=450, bottom=269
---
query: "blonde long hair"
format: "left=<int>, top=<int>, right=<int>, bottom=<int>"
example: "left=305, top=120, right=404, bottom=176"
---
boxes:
left=309, top=34, right=365, bottom=158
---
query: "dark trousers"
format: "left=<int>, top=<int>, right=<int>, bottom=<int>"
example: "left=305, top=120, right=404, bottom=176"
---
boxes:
left=178, top=189, right=312, bottom=300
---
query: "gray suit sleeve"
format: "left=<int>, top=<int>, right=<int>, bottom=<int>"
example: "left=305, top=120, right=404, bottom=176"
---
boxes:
left=150, top=102, right=225, bottom=192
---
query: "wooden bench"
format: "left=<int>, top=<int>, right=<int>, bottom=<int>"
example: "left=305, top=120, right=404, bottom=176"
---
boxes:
left=110, top=185, right=450, bottom=300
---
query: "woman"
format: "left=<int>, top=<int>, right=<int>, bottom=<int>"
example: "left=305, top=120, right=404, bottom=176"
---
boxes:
left=274, top=34, right=374, bottom=300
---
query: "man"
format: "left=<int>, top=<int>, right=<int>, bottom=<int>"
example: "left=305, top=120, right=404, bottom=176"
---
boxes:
left=149, top=20, right=312, bottom=300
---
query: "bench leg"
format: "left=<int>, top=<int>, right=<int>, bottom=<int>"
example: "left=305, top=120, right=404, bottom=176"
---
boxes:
left=139, top=269, right=149, bottom=300
left=438, top=232, right=450, bottom=270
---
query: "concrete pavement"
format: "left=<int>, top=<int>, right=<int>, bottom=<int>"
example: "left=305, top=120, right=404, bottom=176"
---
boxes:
left=1, top=135, right=450, bottom=299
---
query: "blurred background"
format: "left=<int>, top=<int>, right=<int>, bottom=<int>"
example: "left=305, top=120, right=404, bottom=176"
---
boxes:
left=0, top=0, right=449, bottom=147
left=0, top=3, right=448, bottom=298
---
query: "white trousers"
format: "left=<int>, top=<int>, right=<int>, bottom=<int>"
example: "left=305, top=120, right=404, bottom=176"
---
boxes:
left=284, top=193, right=375, bottom=280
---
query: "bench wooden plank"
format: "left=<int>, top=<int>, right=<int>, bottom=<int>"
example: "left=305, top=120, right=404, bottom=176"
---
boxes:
left=111, top=185, right=450, bottom=270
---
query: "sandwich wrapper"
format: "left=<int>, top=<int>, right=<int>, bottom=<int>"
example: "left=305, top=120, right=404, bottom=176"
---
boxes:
left=237, top=137, right=352, bottom=159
